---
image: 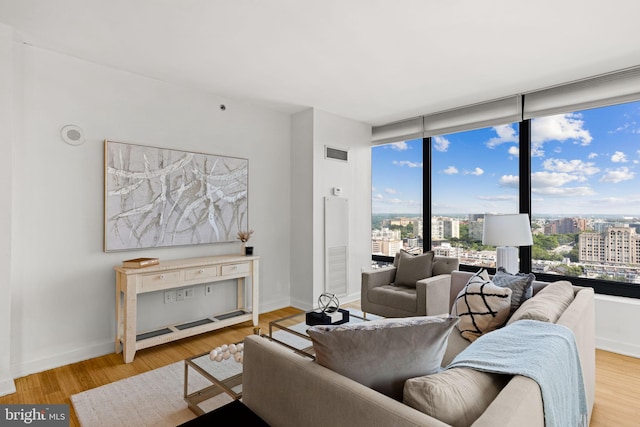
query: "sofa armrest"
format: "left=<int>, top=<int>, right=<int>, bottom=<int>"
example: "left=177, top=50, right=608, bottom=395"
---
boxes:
left=416, top=274, right=453, bottom=316
left=242, top=335, right=449, bottom=427
left=556, top=287, right=595, bottom=421
left=362, top=267, right=396, bottom=293
left=472, top=375, right=544, bottom=427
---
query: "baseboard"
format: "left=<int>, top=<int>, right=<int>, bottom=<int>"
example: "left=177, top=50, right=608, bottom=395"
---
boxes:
left=12, top=341, right=114, bottom=379
left=258, top=296, right=291, bottom=315
left=289, top=297, right=313, bottom=312
left=596, top=337, right=640, bottom=359
left=0, top=377, right=16, bottom=397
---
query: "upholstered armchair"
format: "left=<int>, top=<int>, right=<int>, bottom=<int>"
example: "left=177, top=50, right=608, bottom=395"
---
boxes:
left=361, top=252, right=459, bottom=318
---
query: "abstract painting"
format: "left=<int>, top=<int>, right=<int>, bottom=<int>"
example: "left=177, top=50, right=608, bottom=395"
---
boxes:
left=104, top=140, right=248, bottom=251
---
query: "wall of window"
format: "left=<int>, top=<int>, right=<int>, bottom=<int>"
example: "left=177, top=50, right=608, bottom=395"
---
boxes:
left=372, top=98, right=640, bottom=298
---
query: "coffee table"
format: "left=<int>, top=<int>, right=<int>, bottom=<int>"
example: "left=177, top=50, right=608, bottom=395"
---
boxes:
left=184, top=350, right=243, bottom=416
left=269, top=308, right=382, bottom=358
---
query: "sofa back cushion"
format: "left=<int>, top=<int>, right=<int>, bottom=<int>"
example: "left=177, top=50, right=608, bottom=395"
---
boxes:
left=507, top=280, right=575, bottom=325
left=308, top=315, right=459, bottom=401
left=432, top=256, right=460, bottom=276
left=404, top=367, right=510, bottom=427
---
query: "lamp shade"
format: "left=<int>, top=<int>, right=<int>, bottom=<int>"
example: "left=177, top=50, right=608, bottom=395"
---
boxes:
left=482, top=214, right=533, bottom=247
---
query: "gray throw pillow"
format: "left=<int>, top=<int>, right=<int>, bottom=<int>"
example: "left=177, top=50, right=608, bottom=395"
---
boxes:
left=308, top=315, right=459, bottom=401
left=492, top=267, right=535, bottom=313
left=394, top=250, right=435, bottom=287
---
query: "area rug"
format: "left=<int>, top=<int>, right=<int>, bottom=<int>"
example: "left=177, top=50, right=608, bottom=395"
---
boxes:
left=71, top=331, right=311, bottom=427
left=71, top=361, right=232, bottom=427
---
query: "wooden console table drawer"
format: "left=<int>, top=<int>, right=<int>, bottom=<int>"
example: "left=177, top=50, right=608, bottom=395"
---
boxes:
left=185, top=266, right=218, bottom=281
left=221, top=262, right=250, bottom=276
left=115, top=255, right=259, bottom=363
left=140, top=271, right=182, bottom=291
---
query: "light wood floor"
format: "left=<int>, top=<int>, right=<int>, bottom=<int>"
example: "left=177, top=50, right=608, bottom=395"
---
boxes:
left=0, top=306, right=638, bottom=427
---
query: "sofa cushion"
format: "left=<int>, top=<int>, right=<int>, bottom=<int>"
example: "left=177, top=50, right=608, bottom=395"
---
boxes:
left=451, top=270, right=512, bottom=342
left=394, top=250, right=435, bottom=287
left=492, top=267, right=535, bottom=313
left=367, top=284, right=417, bottom=313
left=404, top=367, right=511, bottom=427
left=508, top=280, right=575, bottom=325
left=307, top=315, right=459, bottom=401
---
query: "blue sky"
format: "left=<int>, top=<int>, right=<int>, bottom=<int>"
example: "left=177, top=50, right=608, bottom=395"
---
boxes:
left=372, top=100, right=640, bottom=217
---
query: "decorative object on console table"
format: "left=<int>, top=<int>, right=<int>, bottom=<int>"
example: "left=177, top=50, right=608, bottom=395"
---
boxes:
left=306, top=293, right=350, bottom=325
left=482, top=213, right=533, bottom=274
left=122, top=257, right=159, bottom=268
left=237, top=229, right=254, bottom=255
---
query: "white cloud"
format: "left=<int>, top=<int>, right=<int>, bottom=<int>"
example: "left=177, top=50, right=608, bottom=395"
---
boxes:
left=486, top=125, right=518, bottom=148
left=390, top=141, right=408, bottom=151
left=508, top=146, right=519, bottom=157
left=588, top=152, right=598, bottom=159
left=433, top=136, right=450, bottom=152
left=532, top=171, right=583, bottom=187
left=498, top=174, right=519, bottom=187
left=443, top=166, right=459, bottom=175
left=532, top=113, right=593, bottom=148
left=532, top=186, right=596, bottom=196
left=392, top=160, right=422, bottom=168
left=611, top=151, right=628, bottom=163
left=464, top=167, right=484, bottom=176
left=600, top=167, right=635, bottom=183
left=384, top=188, right=397, bottom=194
left=373, top=193, right=384, bottom=200
left=542, top=158, right=600, bottom=176
left=477, top=194, right=517, bottom=201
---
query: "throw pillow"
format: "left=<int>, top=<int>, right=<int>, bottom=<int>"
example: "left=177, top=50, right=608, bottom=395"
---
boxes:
left=492, top=267, right=536, bottom=313
left=507, top=280, right=575, bottom=325
left=394, top=250, right=435, bottom=287
left=307, top=315, right=459, bottom=401
left=404, top=367, right=511, bottom=426
left=451, top=271, right=512, bottom=342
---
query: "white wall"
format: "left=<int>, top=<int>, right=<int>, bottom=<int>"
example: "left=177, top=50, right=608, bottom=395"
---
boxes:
left=289, top=109, right=314, bottom=308
left=595, top=295, right=640, bottom=358
left=0, top=23, right=16, bottom=397
left=290, top=109, right=371, bottom=310
left=9, top=42, right=292, bottom=377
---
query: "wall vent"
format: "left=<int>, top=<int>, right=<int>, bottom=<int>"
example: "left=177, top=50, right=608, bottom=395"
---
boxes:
left=325, top=146, right=349, bottom=162
left=325, top=197, right=349, bottom=297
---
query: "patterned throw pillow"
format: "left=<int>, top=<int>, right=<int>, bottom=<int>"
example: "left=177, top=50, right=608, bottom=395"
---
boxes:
left=394, top=250, right=435, bottom=287
left=308, top=315, right=459, bottom=401
left=492, top=267, right=535, bottom=313
left=451, top=271, right=512, bottom=342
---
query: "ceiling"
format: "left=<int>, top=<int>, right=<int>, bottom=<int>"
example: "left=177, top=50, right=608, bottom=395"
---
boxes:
left=2, top=0, right=640, bottom=126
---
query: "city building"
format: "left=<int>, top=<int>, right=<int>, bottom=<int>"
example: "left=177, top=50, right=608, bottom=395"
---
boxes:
left=579, top=226, right=640, bottom=264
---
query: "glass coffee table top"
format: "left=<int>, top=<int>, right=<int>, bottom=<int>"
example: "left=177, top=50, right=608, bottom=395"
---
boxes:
left=184, top=348, right=243, bottom=415
left=269, top=308, right=382, bottom=358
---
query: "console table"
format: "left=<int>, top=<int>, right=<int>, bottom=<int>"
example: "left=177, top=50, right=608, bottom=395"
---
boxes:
left=115, top=255, right=259, bottom=363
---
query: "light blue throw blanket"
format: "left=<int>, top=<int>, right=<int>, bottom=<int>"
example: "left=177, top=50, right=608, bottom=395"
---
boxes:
left=446, top=319, right=587, bottom=427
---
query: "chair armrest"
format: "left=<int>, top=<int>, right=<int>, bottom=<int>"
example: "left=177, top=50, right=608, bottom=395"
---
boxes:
left=416, top=274, right=452, bottom=316
left=361, top=267, right=396, bottom=293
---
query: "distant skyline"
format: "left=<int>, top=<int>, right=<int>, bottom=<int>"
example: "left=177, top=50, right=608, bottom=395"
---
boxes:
left=372, top=100, right=640, bottom=216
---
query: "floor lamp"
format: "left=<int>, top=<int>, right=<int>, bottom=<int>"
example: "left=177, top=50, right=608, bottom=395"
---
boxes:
left=482, top=213, right=533, bottom=274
